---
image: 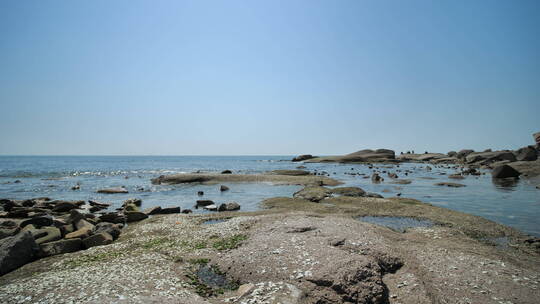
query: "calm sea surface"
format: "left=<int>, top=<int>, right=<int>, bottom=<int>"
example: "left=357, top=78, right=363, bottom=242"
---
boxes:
left=1, top=156, right=539, bottom=236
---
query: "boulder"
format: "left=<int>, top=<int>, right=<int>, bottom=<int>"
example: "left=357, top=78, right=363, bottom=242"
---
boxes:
left=123, top=198, right=142, bottom=207
left=0, top=231, right=39, bottom=276
left=123, top=203, right=140, bottom=212
left=293, top=186, right=332, bottom=202
left=74, top=219, right=95, bottom=231
left=82, top=232, right=113, bottom=248
left=203, top=204, right=218, bottom=211
left=331, top=187, right=366, bottom=197
left=94, top=222, right=121, bottom=240
left=99, top=212, right=126, bottom=224
left=456, top=149, right=474, bottom=159
left=19, top=215, right=53, bottom=228
left=218, top=202, right=241, bottom=212
left=157, top=207, right=180, bottom=214
left=196, top=200, right=215, bottom=207
left=143, top=206, right=162, bottom=215
left=34, top=227, right=62, bottom=244
left=88, top=200, right=110, bottom=208
left=65, top=226, right=93, bottom=239
left=125, top=211, right=148, bottom=222
left=465, top=151, right=516, bottom=164
left=0, top=221, right=20, bottom=240
left=97, top=187, right=128, bottom=194
left=220, top=185, right=230, bottom=191
left=492, top=165, right=521, bottom=178
left=221, top=170, right=232, bottom=174
left=447, top=151, right=457, bottom=157
left=39, top=239, right=82, bottom=257
left=52, top=201, right=80, bottom=213
left=534, top=132, right=540, bottom=146
left=181, top=209, right=193, bottom=214
left=515, top=146, right=537, bottom=161
left=292, top=154, right=314, bottom=162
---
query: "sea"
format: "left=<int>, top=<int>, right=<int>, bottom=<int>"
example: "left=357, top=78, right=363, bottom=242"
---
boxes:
left=1, top=155, right=539, bottom=236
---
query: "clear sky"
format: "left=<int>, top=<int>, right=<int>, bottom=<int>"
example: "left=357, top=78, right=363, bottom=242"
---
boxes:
left=1, top=0, right=539, bottom=155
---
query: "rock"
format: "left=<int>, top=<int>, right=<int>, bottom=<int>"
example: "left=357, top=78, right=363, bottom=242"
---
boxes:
left=71, top=185, right=80, bottom=190
left=365, top=193, right=384, bottom=198
left=33, top=227, right=62, bottom=245
left=39, top=239, right=82, bottom=257
left=143, top=206, right=162, bottom=215
left=293, top=186, right=332, bottom=202
left=267, top=170, right=311, bottom=176
left=434, top=182, right=466, bottom=188
left=123, top=203, right=139, bottom=212
left=88, top=200, right=110, bottom=208
left=237, top=283, right=255, bottom=298
left=123, top=198, right=142, bottom=207
left=157, top=207, right=181, bottom=214
left=0, top=231, right=39, bottom=276
left=94, top=222, right=121, bottom=240
left=447, top=151, right=457, bottom=157
left=371, top=173, right=382, bottom=183
left=534, top=132, right=540, bottom=146
left=0, top=221, right=20, bottom=240
left=457, top=149, right=474, bottom=159
left=465, top=151, right=516, bottom=164
left=181, top=209, right=193, bottom=214
left=19, top=215, right=53, bottom=228
left=97, top=187, right=128, bottom=194
left=221, top=170, right=232, bottom=174
left=125, top=211, right=148, bottom=222
left=218, top=202, right=241, bottom=211
left=99, top=212, right=126, bottom=224
left=331, top=187, right=366, bottom=197
left=65, top=226, right=93, bottom=239
left=515, top=146, right=537, bottom=161
left=203, top=204, right=218, bottom=211
left=390, top=179, right=412, bottom=185
left=82, top=232, right=113, bottom=248
left=74, top=219, right=95, bottom=231
left=196, top=200, right=215, bottom=207
left=449, top=174, right=464, bottom=179
left=492, top=164, right=521, bottom=178
left=292, top=154, right=314, bottom=162
left=52, top=201, right=80, bottom=213
left=197, top=191, right=204, bottom=196
left=219, top=185, right=229, bottom=191
left=296, top=165, right=307, bottom=169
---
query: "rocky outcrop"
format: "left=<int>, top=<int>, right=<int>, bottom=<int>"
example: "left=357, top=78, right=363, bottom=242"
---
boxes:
left=151, top=173, right=342, bottom=186
left=292, top=154, right=314, bottom=162
left=515, top=146, right=538, bottom=161
left=0, top=232, right=38, bottom=276
left=331, top=187, right=366, bottom=197
left=492, top=164, right=521, bottom=178
left=306, top=149, right=396, bottom=163
left=218, top=202, right=241, bottom=211
left=465, top=151, right=516, bottom=164
left=293, top=186, right=333, bottom=202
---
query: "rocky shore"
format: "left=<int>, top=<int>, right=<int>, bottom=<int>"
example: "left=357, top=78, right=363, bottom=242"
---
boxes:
left=1, top=189, right=538, bottom=304
left=295, top=131, right=540, bottom=178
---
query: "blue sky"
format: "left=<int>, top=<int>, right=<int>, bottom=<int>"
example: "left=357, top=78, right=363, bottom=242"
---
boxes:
left=0, top=0, right=538, bottom=155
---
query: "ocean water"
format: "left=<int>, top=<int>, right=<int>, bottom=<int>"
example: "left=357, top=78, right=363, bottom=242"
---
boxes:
left=0, top=156, right=539, bottom=236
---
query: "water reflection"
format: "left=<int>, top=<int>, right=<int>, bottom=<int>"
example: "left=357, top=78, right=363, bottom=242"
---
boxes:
left=492, top=177, right=520, bottom=190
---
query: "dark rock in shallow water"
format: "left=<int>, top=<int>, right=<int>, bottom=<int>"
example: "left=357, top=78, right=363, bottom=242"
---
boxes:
left=196, top=200, right=215, bottom=207
left=0, top=231, right=39, bottom=276
left=220, top=185, right=229, bottom=191
left=221, top=170, right=232, bottom=174
left=97, top=187, right=128, bottom=194
left=365, top=193, right=384, bottom=198
left=82, top=232, right=113, bottom=248
left=39, top=239, right=82, bottom=257
left=435, top=182, right=466, bottom=188
left=158, top=207, right=181, bottom=214
left=143, top=206, right=162, bottom=215
left=292, top=154, right=314, bottom=162
left=182, top=209, right=193, bottom=214
left=492, top=164, right=521, bottom=178
left=218, top=202, right=241, bottom=211
left=371, top=173, right=382, bottom=183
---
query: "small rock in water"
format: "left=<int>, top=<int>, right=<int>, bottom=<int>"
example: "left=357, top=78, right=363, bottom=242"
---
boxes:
left=218, top=202, right=240, bottom=211
left=435, top=182, right=466, bottom=188
left=219, top=185, right=229, bottom=192
left=198, top=191, right=204, bottom=196
left=221, top=170, right=232, bottom=174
